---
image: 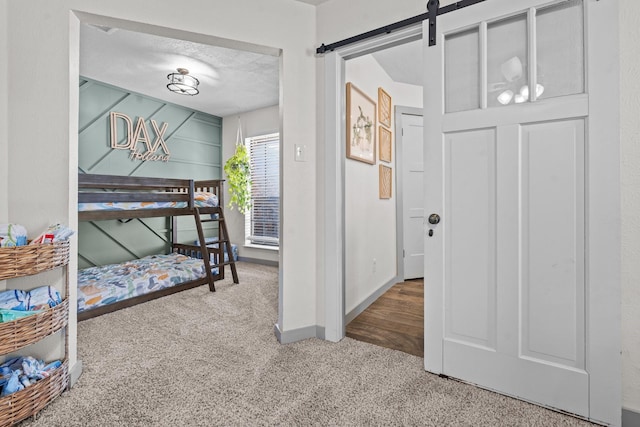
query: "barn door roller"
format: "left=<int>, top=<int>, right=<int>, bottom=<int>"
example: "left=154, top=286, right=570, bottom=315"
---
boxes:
left=427, top=0, right=440, bottom=46
left=315, top=0, right=486, bottom=54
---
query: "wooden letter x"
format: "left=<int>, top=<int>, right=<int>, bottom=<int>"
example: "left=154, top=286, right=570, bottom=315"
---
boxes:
left=150, top=120, right=170, bottom=155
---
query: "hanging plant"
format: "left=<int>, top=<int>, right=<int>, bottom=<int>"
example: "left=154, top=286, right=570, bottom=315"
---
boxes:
left=224, top=122, right=252, bottom=214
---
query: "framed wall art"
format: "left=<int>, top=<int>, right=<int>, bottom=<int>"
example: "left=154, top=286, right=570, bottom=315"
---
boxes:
left=378, top=87, right=392, bottom=128
left=346, top=82, right=376, bottom=164
left=379, top=164, right=392, bottom=199
left=379, top=126, right=392, bottom=163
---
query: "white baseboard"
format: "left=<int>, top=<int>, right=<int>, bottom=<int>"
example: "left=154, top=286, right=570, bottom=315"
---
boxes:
left=345, top=277, right=400, bottom=324
left=273, top=323, right=321, bottom=344
left=273, top=277, right=399, bottom=345
left=69, top=360, right=83, bottom=387
left=238, top=257, right=278, bottom=267
left=622, top=407, right=640, bottom=427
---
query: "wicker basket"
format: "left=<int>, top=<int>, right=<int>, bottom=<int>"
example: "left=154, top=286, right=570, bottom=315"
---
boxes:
left=0, top=359, right=68, bottom=426
left=0, top=241, right=70, bottom=281
left=0, top=299, right=69, bottom=357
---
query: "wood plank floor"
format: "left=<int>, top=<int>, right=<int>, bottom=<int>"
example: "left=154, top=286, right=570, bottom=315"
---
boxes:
left=346, top=279, right=424, bottom=357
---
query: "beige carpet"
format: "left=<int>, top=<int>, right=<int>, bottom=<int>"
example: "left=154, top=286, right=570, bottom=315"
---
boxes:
left=21, top=262, right=594, bottom=426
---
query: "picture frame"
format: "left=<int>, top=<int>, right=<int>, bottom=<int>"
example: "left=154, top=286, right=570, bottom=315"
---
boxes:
left=378, top=87, right=392, bottom=129
left=379, top=165, right=392, bottom=199
left=379, top=126, right=392, bottom=163
left=346, top=82, right=376, bottom=164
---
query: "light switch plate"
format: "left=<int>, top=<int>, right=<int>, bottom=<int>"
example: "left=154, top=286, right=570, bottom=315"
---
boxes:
left=295, top=144, right=307, bottom=162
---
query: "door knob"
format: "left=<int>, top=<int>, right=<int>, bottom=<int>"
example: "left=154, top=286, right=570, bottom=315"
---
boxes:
left=428, top=213, right=440, bottom=225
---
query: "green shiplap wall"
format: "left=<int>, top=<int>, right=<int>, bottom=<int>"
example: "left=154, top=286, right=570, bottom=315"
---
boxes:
left=78, top=78, right=222, bottom=269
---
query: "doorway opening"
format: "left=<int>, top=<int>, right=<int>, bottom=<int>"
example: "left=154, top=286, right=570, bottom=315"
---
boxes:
left=339, top=36, right=425, bottom=357
left=322, top=23, right=422, bottom=343
left=74, top=12, right=283, bottom=340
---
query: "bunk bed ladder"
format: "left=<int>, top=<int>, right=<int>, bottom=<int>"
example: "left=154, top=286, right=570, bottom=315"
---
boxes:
left=195, top=209, right=239, bottom=287
left=193, top=208, right=217, bottom=292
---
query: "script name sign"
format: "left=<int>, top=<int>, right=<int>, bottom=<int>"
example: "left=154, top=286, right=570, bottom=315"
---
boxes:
left=109, top=112, right=171, bottom=162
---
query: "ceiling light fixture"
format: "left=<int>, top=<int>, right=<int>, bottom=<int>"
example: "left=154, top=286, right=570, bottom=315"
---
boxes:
left=167, top=68, right=199, bottom=96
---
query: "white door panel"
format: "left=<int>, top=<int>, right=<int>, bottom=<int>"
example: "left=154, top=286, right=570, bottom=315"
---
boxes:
left=424, top=0, right=597, bottom=419
left=443, top=341, right=589, bottom=416
left=520, top=119, right=585, bottom=368
left=402, top=114, right=424, bottom=279
left=444, top=128, right=497, bottom=350
left=438, top=119, right=589, bottom=416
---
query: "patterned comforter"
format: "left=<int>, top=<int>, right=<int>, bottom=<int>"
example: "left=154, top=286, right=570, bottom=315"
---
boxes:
left=78, top=192, right=218, bottom=212
left=77, top=253, right=209, bottom=313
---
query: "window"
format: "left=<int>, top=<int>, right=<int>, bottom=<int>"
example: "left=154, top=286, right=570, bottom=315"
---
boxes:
left=245, top=133, right=279, bottom=247
left=444, top=0, right=584, bottom=112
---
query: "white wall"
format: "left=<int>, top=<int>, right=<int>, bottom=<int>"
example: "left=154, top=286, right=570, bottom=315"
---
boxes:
left=222, top=105, right=280, bottom=265
left=344, top=54, right=421, bottom=314
left=0, top=0, right=6, bottom=219
left=0, top=0, right=8, bottom=292
left=316, top=0, right=427, bottom=44
left=620, top=0, right=640, bottom=415
left=3, top=0, right=316, bottom=375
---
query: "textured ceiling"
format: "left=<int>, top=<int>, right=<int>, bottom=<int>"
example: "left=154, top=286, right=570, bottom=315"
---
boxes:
left=80, top=24, right=280, bottom=118
left=80, top=18, right=422, bottom=118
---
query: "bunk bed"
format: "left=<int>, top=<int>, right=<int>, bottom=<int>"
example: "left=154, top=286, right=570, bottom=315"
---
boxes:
left=77, top=173, right=239, bottom=321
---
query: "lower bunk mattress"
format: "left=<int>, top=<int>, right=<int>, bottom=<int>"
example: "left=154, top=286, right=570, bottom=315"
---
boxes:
left=77, top=247, right=237, bottom=314
left=78, top=191, right=219, bottom=212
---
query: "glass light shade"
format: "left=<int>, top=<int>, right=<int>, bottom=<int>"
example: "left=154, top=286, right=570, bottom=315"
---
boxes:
left=514, top=94, right=526, bottom=104
left=517, top=84, right=545, bottom=102
left=497, top=90, right=514, bottom=105
left=167, top=69, right=199, bottom=96
left=501, top=56, right=524, bottom=82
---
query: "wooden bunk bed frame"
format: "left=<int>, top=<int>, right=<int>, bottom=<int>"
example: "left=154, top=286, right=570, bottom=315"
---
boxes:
left=77, top=173, right=239, bottom=321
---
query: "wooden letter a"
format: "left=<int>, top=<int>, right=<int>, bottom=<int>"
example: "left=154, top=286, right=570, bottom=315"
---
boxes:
left=131, top=117, right=153, bottom=153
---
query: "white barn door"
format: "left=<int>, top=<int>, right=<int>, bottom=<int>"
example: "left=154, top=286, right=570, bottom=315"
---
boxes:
left=423, top=0, right=619, bottom=422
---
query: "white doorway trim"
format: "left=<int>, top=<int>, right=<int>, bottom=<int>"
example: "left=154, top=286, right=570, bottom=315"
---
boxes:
left=394, top=106, right=423, bottom=282
left=322, top=26, right=422, bottom=342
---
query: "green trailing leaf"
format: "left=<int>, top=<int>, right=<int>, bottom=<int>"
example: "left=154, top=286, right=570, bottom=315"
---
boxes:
left=224, top=144, right=252, bottom=214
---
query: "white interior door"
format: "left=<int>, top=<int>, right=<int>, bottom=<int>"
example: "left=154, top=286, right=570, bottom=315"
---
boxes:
left=422, top=0, right=616, bottom=420
left=401, top=113, right=424, bottom=279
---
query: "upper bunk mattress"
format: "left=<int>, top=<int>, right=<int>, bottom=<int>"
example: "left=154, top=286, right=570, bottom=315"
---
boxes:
left=78, top=192, right=218, bottom=212
left=77, top=253, right=209, bottom=313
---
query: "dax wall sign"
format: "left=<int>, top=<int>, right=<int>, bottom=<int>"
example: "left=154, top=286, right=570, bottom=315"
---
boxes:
left=109, top=112, right=171, bottom=162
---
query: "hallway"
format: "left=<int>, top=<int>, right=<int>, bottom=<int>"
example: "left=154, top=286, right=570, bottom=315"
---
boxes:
left=346, top=279, right=424, bottom=357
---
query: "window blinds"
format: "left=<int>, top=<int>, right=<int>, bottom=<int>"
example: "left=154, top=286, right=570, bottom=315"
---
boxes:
left=247, top=133, right=279, bottom=246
